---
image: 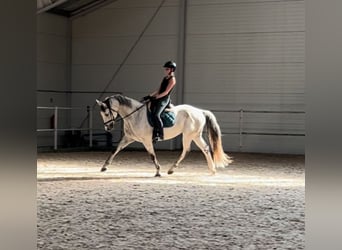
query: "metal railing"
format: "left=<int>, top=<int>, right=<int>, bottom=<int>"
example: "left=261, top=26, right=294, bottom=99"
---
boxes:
left=37, top=106, right=305, bottom=151
left=37, top=106, right=93, bottom=150
left=211, top=109, right=305, bottom=151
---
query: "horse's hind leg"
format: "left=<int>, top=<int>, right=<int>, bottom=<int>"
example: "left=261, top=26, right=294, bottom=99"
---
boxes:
left=193, top=135, right=216, bottom=175
left=101, top=136, right=134, bottom=172
left=167, top=135, right=192, bottom=175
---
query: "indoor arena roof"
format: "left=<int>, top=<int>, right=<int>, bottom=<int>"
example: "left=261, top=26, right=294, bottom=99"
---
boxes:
left=37, top=0, right=117, bottom=18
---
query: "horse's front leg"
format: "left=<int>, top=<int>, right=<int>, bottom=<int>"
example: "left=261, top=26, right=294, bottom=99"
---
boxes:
left=101, top=136, right=134, bottom=172
left=150, top=154, right=161, bottom=177
left=142, top=141, right=161, bottom=177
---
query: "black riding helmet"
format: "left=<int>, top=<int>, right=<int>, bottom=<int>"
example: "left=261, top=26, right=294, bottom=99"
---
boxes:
left=163, top=61, right=176, bottom=72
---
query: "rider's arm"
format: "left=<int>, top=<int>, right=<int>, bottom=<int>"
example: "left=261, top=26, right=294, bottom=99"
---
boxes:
left=155, top=77, right=176, bottom=99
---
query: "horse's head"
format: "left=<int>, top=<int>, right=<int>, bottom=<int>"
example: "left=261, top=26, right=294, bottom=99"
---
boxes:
left=96, top=98, right=119, bottom=131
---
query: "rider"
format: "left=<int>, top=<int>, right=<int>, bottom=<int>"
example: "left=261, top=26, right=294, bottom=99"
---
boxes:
left=144, top=61, right=177, bottom=142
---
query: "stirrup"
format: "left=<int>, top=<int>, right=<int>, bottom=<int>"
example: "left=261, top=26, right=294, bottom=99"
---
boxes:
left=152, top=135, right=163, bottom=144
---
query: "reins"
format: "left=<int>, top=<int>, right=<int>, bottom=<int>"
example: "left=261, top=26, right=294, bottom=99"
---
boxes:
left=106, top=100, right=149, bottom=124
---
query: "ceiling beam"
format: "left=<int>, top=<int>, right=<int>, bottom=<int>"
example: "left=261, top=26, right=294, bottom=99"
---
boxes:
left=37, top=0, right=70, bottom=14
left=70, top=0, right=117, bottom=19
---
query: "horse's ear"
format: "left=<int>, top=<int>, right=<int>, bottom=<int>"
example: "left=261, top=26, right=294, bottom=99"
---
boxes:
left=95, top=99, right=102, bottom=106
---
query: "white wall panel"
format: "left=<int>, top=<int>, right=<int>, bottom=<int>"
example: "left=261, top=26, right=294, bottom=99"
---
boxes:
left=71, top=0, right=180, bottom=95
left=72, top=65, right=161, bottom=92
left=187, top=1, right=304, bottom=34
left=187, top=32, right=304, bottom=63
left=37, top=0, right=305, bottom=154
left=186, top=63, right=305, bottom=93
left=72, top=36, right=136, bottom=65
left=185, top=92, right=304, bottom=110
left=74, top=5, right=180, bottom=37
left=71, top=0, right=181, bottom=150
left=72, top=65, right=119, bottom=90
left=125, top=36, right=178, bottom=64
left=73, top=8, right=156, bottom=37
left=37, top=13, right=69, bottom=94
left=37, top=13, right=70, bottom=148
left=37, top=62, right=67, bottom=90
left=241, top=135, right=304, bottom=154
left=73, top=5, right=179, bottom=37
left=185, top=0, right=305, bottom=154
left=37, top=13, right=69, bottom=35
left=74, top=35, right=178, bottom=66
left=241, top=112, right=305, bottom=134
left=59, top=0, right=305, bottom=154
left=37, top=34, right=68, bottom=64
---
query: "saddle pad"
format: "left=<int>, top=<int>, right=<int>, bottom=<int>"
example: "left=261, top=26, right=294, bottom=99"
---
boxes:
left=147, top=109, right=176, bottom=128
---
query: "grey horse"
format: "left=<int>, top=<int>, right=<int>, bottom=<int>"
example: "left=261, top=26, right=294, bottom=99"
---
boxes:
left=96, top=94, right=231, bottom=177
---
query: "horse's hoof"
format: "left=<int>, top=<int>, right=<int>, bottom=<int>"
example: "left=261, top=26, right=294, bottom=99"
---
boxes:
left=101, top=167, right=107, bottom=172
left=167, top=169, right=174, bottom=175
left=155, top=173, right=161, bottom=177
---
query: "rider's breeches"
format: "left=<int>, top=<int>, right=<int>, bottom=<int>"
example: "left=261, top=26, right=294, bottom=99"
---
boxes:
left=150, top=97, right=169, bottom=136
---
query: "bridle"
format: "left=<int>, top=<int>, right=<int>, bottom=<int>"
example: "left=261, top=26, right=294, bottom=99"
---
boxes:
left=103, top=107, right=120, bottom=127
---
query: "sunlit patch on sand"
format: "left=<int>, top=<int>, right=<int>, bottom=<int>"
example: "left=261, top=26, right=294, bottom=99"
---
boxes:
left=37, top=151, right=304, bottom=188
left=38, top=166, right=304, bottom=188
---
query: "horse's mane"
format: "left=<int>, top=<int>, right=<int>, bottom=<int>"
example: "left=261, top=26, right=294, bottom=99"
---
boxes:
left=106, top=94, right=133, bottom=108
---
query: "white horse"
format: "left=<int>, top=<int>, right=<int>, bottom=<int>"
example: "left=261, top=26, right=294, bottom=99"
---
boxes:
left=96, top=94, right=231, bottom=177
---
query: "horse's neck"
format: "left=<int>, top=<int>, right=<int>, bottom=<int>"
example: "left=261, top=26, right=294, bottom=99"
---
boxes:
left=118, top=99, right=144, bottom=118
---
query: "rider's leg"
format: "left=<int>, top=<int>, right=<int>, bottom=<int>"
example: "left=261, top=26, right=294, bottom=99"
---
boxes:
left=153, top=114, right=163, bottom=139
left=150, top=101, right=160, bottom=140
left=152, top=99, right=169, bottom=140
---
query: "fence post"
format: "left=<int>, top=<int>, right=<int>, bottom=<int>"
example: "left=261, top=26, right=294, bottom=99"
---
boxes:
left=88, top=106, right=93, bottom=148
left=239, top=109, right=243, bottom=152
left=54, top=106, right=58, bottom=150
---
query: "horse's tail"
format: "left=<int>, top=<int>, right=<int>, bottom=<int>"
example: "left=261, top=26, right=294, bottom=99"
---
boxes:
left=203, top=110, right=232, bottom=168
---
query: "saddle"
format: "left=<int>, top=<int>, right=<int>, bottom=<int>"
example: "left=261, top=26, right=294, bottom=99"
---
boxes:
left=146, top=102, right=176, bottom=128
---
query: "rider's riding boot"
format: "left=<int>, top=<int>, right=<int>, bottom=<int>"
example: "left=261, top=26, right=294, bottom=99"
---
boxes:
left=152, top=128, right=159, bottom=143
left=152, top=121, right=163, bottom=142
left=158, top=128, right=164, bottom=140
